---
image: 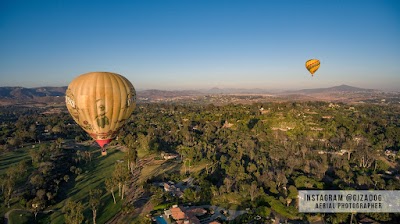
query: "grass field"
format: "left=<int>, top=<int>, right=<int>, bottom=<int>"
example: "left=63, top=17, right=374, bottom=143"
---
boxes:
left=49, top=146, right=125, bottom=224
left=138, top=159, right=181, bottom=184
left=0, top=148, right=30, bottom=176
left=1, top=143, right=127, bottom=224
left=8, top=210, right=33, bottom=224
left=8, top=208, right=53, bottom=224
left=0, top=147, right=32, bottom=222
left=2, top=143, right=188, bottom=224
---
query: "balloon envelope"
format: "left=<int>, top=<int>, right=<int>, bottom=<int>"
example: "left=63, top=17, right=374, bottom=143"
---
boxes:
left=66, top=72, right=136, bottom=148
left=305, top=59, right=320, bottom=76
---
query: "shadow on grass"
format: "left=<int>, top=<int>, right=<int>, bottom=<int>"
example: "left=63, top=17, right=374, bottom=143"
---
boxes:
left=8, top=209, right=53, bottom=224
left=47, top=148, right=125, bottom=224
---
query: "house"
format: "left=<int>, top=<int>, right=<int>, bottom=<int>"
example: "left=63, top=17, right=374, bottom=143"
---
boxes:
left=170, top=205, right=187, bottom=221
left=165, top=205, right=201, bottom=224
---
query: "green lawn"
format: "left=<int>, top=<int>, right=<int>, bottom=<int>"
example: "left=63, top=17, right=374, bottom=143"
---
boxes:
left=8, top=209, right=53, bottom=224
left=138, top=159, right=181, bottom=184
left=0, top=148, right=30, bottom=175
left=0, top=147, right=32, bottom=222
left=8, top=210, right=33, bottom=224
left=1, top=143, right=127, bottom=224
left=49, top=146, right=125, bottom=224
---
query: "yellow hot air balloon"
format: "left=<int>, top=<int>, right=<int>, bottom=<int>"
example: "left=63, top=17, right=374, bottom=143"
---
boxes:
left=66, top=72, right=136, bottom=155
left=305, top=59, right=320, bottom=76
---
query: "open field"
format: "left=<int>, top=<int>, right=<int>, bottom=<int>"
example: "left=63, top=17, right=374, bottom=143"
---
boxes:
left=0, top=148, right=30, bottom=176
left=49, top=146, right=125, bottom=224
left=1, top=143, right=127, bottom=224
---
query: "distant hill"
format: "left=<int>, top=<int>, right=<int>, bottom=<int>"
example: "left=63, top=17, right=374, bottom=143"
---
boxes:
left=0, top=84, right=394, bottom=106
left=137, top=89, right=201, bottom=98
left=0, top=86, right=67, bottom=99
left=0, top=84, right=377, bottom=100
left=0, top=86, right=67, bottom=106
left=202, top=87, right=271, bottom=94
left=274, top=85, right=386, bottom=103
left=284, top=84, right=376, bottom=95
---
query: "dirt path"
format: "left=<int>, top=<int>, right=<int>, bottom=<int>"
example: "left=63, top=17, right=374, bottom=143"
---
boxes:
left=105, top=157, right=155, bottom=224
left=4, top=209, right=24, bottom=224
left=378, top=155, right=397, bottom=169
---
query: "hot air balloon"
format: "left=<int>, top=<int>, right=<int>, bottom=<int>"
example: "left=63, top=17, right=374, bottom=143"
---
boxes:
left=305, top=59, right=320, bottom=76
left=66, top=72, right=136, bottom=155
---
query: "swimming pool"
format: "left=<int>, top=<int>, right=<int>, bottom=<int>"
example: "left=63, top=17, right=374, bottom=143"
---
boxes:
left=155, top=215, right=168, bottom=224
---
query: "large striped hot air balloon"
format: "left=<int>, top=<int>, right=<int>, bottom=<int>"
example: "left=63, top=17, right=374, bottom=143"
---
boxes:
left=66, top=72, right=136, bottom=155
left=305, top=59, right=320, bottom=76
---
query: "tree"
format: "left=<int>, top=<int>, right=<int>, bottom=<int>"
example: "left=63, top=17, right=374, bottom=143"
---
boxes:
left=326, top=213, right=350, bottom=223
left=30, top=197, right=45, bottom=220
left=105, top=177, right=117, bottom=204
left=113, top=162, right=130, bottom=200
left=89, top=188, right=103, bottom=224
left=2, top=162, right=29, bottom=207
left=63, top=199, right=85, bottom=224
left=0, top=175, right=5, bottom=193
left=357, top=175, right=372, bottom=189
left=3, top=177, right=15, bottom=208
left=371, top=173, right=385, bottom=189
left=256, top=206, right=271, bottom=218
left=7, top=136, right=21, bottom=148
left=52, top=125, right=62, bottom=134
left=275, top=170, right=288, bottom=189
left=183, top=188, right=200, bottom=203
left=223, top=177, right=234, bottom=193
left=249, top=181, right=259, bottom=202
left=137, top=133, right=149, bottom=152
left=124, top=135, right=138, bottom=175
left=55, top=137, right=64, bottom=148
left=64, top=175, right=70, bottom=183
left=287, top=185, right=298, bottom=207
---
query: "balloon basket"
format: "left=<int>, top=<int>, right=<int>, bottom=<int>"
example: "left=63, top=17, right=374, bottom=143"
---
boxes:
left=101, top=150, right=107, bottom=156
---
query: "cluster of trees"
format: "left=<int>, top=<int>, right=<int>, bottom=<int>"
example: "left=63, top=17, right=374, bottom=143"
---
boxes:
left=118, top=102, right=400, bottom=222
left=0, top=105, right=137, bottom=223
left=0, top=106, right=88, bottom=151
left=62, top=188, right=103, bottom=224
left=0, top=140, right=76, bottom=218
left=1, top=101, right=400, bottom=223
left=105, top=162, right=130, bottom=204
left=0, top=107, right=94, bottom=222
left=0, top=161, right=27, bottom=208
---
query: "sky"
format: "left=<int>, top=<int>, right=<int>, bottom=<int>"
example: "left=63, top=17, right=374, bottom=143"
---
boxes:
left=0, top=0, right=399, bottom=91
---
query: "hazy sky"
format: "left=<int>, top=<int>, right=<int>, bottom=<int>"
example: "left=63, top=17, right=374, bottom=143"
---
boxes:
left=1, top=0, right=399, bottom=90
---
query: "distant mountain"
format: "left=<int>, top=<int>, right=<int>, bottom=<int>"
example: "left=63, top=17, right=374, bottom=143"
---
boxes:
left=202, top=87, right=271, bottom=94
left=284, top=84, right=376, bottom=95
left=137, top=89, right=201, bottom=98
left=0, top=84, right=392, bottom=106
left=0, top=85, right=376, bottom=100
left=0, top=86, right=67, bottom=106
left=0, top=86, right=67, bottom=99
